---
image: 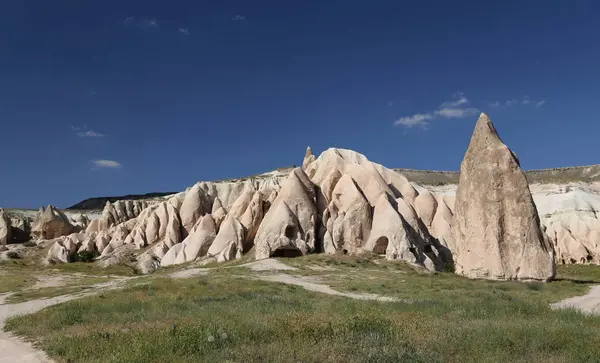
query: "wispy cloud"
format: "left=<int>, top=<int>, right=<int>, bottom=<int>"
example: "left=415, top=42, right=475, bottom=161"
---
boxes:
left=394, top=113, right=434, bottom=127
left=93, top=160, right=122, bottom=169
left=394, top=93, right=479, bottom=128
left=179, top=28, right=190, bottom=35
left=434, top=107, right=479, bottom=118
left=232, top=15, right=246, bottom=21
left=489, top=96, right=546, bottom=108
left=124, top=16, right=159, bottom=29
left=440, top=92, right=469, bottom=108
left=77, top=130, right=105, bottom=137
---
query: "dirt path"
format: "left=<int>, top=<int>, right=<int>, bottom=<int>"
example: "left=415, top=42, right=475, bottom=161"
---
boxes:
left=257, top=273, right=406, bottom=303
left=0, top=277, right=133, bottom=363
left=551, top=285, right=600, bottom=314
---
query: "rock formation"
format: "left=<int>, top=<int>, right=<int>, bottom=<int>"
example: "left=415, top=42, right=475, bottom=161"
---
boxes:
left=450, top=113, right=555, bottom=281
left=255, top=168, right=317, bottom=259
left=97, top=200, right=152, bottom=231
left=32, top=205, right=74, bottom=240
left=10, top=112, right=599, bottom=274
left=0, top=209, right=11, bottom=249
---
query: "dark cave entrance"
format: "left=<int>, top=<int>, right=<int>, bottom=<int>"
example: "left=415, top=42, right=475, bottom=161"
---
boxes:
left=271, top=247, right=303, bottom=258
left=373, top=237, right=389, bottom=255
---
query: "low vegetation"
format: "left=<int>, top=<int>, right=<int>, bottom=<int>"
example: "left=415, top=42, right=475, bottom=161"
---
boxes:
left=3, top=255, right=600, bottom=362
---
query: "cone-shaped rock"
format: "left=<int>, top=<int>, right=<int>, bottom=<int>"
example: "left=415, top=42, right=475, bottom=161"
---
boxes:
left=32, top=205, right=74, bottom=240
left=451, top=113, right=555, bottom=281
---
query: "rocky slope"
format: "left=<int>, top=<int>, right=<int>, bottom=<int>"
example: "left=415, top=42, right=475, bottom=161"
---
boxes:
left=2, top=113, right=599, bottom=280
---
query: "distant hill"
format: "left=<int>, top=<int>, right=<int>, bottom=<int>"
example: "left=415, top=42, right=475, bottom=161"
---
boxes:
left=68, top=192, right=176, bottom=210
left=396, top=165, right=600, bottom=185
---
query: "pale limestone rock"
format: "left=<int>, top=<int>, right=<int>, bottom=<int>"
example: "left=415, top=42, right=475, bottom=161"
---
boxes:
left=125, top=198, right=182, bottom=249
left=414, top=189, right=437, bottom=229
left=160, top=243, right=183, bottom=267
left=430, top=195, right=453, bottom=240
left=77, top=236, right=97, bottom=254
left=325, top=174, right=371, bottom=254
left=228, top=188, right=256, bottom=220
left=0, top=209, right=11, bottom=247
left=97, top=200, right=151, bottom=231
left=302, top=146, right=316, bottom=169
left=163, top=214, right=217, bottom=265
left=179, top=184, right=210, bottom=235
left=212, top=207, right=227, bottom=231
left=237, top=191, right=264, bottom=249
left=207, top=216, right=245, bottom=261
left=137, top=253, right=160, bottom=274
left=212, top=197, right=225, bottom=214
left=174, top=215, right=217, bottom=264
left=32, top=205, right=74, bottom=239
left=255, top=168, right=317, bottom=259
left=86, top=219, right=100, bottom=234
left=304, top=149, right=392, bottom=207
left=363, top=195, right=438, bottom=270
left=47, top=233, right=83, bottom=263
left=451, top=113, right=555, bottom=281
left=70, top=213, right=90, bottom=232
left=216, top=241, right=238, bottom=262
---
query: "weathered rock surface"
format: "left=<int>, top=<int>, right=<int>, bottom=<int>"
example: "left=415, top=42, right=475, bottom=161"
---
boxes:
left=32, top=205, right=74, bottom=240
left=207, top=216, right=245, bottom=261
left=0, top=209, right=11, bottom=247
left=323, top=174, right=372, bottom=254
left=97, top=200, right=151, bottom=231
left=451, top=113, right=555, bottom=281
left=10, top=113, right=598, bottom=273
left=255, top=168, right=317, bottom=259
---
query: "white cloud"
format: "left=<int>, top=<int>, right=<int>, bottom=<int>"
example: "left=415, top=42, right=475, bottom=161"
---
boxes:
left=435, top=107, right=479, bottom=118
left=440, top=93, right=469, bottom=108
left=179, top=28, right=190, bottom=35
left=77, top=130, right=105, bottom=137
left=93, top=160, right=122, bottom=169
left=394, top=93, right=478, bottom=129
left=489, top=96, right=545, bottom=108
left=394, top=113, right=434, bottom=127
left=232, top=15, right=246, bottom=21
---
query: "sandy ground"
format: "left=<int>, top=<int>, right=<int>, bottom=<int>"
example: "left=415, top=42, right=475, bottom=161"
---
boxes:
left=257, top=273, right=404, bottom=302
left=550, top=285, right=600, bottom=314
left=168, top=268, right=211, bottom=279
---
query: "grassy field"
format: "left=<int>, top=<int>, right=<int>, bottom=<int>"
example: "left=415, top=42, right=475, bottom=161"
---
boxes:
left=3, top=255, right=600, bottom=362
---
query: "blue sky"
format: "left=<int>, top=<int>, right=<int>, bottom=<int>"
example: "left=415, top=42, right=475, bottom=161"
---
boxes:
left=1, top=1, right=599, bottom=209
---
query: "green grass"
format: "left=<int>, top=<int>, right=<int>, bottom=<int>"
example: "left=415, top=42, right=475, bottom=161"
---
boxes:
left=0, top=270, right=38, bottom=293
left=5, top=257, right=600, bottom=362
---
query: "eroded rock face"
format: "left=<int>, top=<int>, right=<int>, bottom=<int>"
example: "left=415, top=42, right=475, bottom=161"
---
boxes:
left=451, top=113, right=555, bottom=281
left=324, top=174, right=372, bottom=254
left=207, top=215, right=245, bottom=261
left=32, top=205, right=74, bottom=240
left=179, top=184, right=211, bottom=235
left=97, top=200, right=151, bottom=231
left=255, top=168, right=317, bottom=259
left=0, top=209, right=11, bottom=247
left=174, top=214, right=217, bottom=264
